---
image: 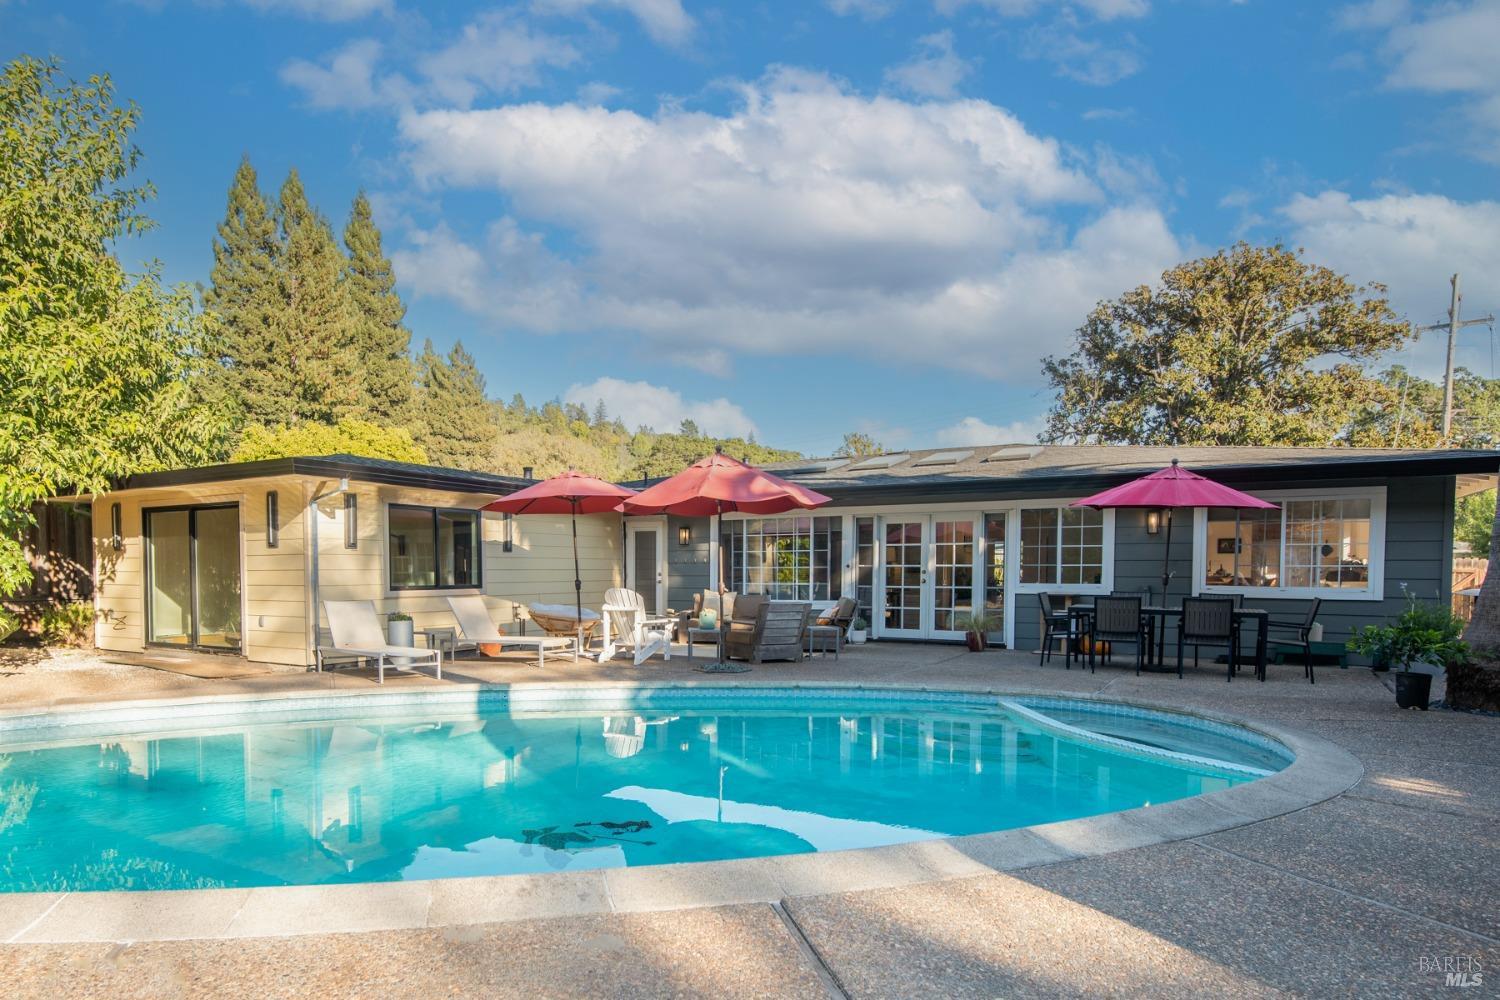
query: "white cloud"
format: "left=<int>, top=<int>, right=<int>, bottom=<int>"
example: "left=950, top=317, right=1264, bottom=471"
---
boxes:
left=420, top=11, right=582, bottom=107
left=534, top=0, right=694, bottom=46
left=239, top=0, right=390, bottom=20
left=935, top=415, right=1044, bottom=446
left=885, top=30, right=973, bottom=99
left=1349, top=0, right=1500, bottom=159
left=1023, top=19, right=1143, bottom=86
left=577, top=80, right=623, bottom=105
left=281, top=13, right=579, bottom=112
left=1082, top=106, right=1135, bottom=121
left=828, top=0, right=899, bottom=19
left=1280, top=190, right=1500, bottom=375
left=563, top=378, right=758, bottom=437
left=280, top=39, right=398, bottom=111
left=936, top=0, right=1149, bottom=21
left=395, top=70, right=1181, bottom=380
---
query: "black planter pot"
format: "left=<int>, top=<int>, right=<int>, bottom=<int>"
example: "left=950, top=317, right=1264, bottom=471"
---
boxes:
left=1394, top=671, right=1432, bottom=710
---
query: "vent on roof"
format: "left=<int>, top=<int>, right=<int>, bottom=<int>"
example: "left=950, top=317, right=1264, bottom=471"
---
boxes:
left=847, top=453, right=910, bottom=471
left=913, top=450, right=973, bottom=467
left=777, top=459, right=850, bottom=475
left=984, top=445, right=1043, bottom=463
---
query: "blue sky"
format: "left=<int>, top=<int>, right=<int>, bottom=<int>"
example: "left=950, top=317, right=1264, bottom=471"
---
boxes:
left=7, top=0, right=1500, bottom=456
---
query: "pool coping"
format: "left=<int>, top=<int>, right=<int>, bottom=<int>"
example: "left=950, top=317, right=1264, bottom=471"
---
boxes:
left=0, top=681, right=1363, bottom=945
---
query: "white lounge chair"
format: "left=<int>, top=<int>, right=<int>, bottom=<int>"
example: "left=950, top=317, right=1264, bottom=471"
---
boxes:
left=600, top=587, right=673, bottom=666
left=446, top=595, right=577, bottom=667
left=316, top=600, right=442, bottom=684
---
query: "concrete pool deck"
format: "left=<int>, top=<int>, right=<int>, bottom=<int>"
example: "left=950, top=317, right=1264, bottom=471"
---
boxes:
left=1, top=642, right=1497, bottom=997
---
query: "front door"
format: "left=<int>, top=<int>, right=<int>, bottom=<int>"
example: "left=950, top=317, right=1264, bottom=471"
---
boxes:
left=145, top=504, right=242, bottom=652
left=625, top=520, right=667, bottom=614
left=876, top=514, right=979, bottom=641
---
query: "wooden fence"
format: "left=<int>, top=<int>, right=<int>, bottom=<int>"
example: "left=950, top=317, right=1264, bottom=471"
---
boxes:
left=1453, top=556, right=1489, bottom=622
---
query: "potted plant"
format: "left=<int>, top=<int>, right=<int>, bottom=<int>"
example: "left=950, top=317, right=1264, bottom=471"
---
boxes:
left=954, top=611, right=997, bottom=652
left=386, top=611, right=415, bottom=648
left=1348, top=597, right=1468, bottom=710
left=848, top=616, right=868, bottom=644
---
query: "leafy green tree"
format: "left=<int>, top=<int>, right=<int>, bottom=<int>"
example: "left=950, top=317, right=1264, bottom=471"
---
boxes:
left=343, top=191, right=413, bottom=425
left=1042, top=243, right=1412, bottom=445
left=0, top=57, right=226, bottom=592
left=414, top=340, right=496, bottom=469
left=202, top=156, right=279, bottom=428
left=1456, top=490, right=1496, bottom=557
left=230, top=418, right=427, bottom=464
left=273, top=170, right=363, bottom=423
left=833, top=432, right=883, bottom=457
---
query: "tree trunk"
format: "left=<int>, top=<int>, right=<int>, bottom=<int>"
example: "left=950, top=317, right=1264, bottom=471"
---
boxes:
left=1456, top=494, right=1500, bottom=710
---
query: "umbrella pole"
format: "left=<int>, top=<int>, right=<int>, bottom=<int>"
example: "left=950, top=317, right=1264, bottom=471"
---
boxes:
left=572, top=498, right=583, bottom=656
left=1160, top=508, right=1173, bottom=601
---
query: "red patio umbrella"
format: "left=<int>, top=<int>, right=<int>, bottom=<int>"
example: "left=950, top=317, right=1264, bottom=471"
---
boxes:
left=482, top=471, right=639, bottom=641
left=1071, top=459, right=1278, bottom=600
left=619, top=448, right=831, bottom=668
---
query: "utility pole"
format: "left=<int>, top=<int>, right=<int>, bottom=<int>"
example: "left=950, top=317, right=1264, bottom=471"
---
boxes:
left=1414, top=273, right=1494, bottom=442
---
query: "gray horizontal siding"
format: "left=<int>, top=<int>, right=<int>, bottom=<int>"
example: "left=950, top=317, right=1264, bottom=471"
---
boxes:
left=1013, top=475, right=1455, bottom=665
left=665, top=514, right=712, bottom=612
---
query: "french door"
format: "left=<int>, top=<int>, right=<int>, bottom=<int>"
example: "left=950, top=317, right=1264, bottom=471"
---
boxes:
left=144, top=504, right=242, bottom=652
left=876, top=514, right=978, bottom=641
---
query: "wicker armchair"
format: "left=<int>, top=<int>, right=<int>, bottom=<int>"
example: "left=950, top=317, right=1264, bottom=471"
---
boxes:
left=724, top=597, right=812, bottom=664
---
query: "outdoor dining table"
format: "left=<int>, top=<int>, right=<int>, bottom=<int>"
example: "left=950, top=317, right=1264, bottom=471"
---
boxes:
left=1068, top=603, right=1271, bottom=680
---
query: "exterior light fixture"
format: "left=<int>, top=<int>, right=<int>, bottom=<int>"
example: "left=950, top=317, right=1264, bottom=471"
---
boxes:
left=110, top=502, right=123, bottom=551
left=266, top=491, right=279, bottom=548
left=503, top=512, right=514, bottom=553
left=678, top=525, right=691, bottom=546
left=344, top=493, right=358, bottom=548
left=1145, top=509, right=1161, bottom=536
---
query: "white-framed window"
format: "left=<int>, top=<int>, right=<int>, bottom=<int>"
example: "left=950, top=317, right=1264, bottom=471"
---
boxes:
left=1015, top=505, right=1109, bottom=591
left=725, top=516, right=844, bottom=601
left=1194, top=487, right=1386, bottom=601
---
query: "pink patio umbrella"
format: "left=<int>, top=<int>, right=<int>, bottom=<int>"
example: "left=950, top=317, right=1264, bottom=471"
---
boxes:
left=1071, top=459, right=1279, bottom=601
left=619, top=448, right=832, bottom=669
left=481, top=471, right=639, bottom=641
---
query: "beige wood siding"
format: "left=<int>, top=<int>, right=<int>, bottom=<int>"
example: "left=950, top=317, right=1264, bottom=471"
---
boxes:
left=92, top=477, right=311, bottom=666
left=93, top=473, right=624, bottom=667
left=312, top=482, right=623, bottom=635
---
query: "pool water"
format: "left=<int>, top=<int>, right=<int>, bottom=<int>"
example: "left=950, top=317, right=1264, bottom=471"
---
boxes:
left=0, top=696, right=1283, bottom=892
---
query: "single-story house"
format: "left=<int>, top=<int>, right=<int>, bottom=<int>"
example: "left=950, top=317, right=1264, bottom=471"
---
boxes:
left=58, top=445, right=1499, bottom=664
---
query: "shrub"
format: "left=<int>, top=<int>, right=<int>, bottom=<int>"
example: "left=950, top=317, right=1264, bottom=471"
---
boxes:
left=40, top=602, right=95, bottom=648
left=0, top=608, right=19, bottom=645
left=1348, top=594, right=1468, bottom=672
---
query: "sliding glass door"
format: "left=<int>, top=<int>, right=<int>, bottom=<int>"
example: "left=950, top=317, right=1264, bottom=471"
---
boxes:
left=146, top=505, right=242, bottom=651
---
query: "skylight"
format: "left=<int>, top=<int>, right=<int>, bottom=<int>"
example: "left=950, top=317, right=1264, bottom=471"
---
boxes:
left=913, top=450, right=973, bottom=467
left=847, top=453, right=910, bottom=470
left=984, top=446, right=1043, bottom=463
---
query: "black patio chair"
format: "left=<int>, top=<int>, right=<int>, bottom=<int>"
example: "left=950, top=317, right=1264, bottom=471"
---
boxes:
left=1090, top=595, right=1146, bottom=674
left=1265, top=598, right=1321, bottom=684
left=1178, top=597, right=1238, bottom=681
left=1037, top=592, right=1075, bottom=667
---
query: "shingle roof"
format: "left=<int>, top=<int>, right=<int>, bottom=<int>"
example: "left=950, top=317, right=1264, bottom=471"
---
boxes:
left=762, top=443, right=1500, bottom=497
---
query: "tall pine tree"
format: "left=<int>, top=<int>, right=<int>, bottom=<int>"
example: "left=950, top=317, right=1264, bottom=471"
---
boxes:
left=415, top=340, right=497, bottom=469
left=274, top=169, right=363, bottom=424
left=203, top=156, right=282, bottom=426
left=343, top=191, right=414, bottom=425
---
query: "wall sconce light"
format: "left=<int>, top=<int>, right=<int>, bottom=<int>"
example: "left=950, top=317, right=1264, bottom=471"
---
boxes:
left=266, top=491, right=279, bottom=548
left=344, top=493, right=358, bottom=548
left=503, top=512, right=514, bottom=553
left=678, top=525, right=691, bottom=546
left=1145, top=509, right=1161, bottom=536
left=110, top=502, right=123, bottom=551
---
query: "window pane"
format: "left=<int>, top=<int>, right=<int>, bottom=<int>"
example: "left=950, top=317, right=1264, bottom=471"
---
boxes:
left=1019, top=509, right=1058, bottom=585
left=438, top=511, right=479, bottom=587
left=389, top=507, right=436, bottom=589
left=983, top=514, right=1005, bottom=640
left=1204, top=507, right=1282, bottom=589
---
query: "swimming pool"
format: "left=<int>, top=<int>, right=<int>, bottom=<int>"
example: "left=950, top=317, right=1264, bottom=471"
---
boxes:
left=0, top=689, right=1290, bottom=893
